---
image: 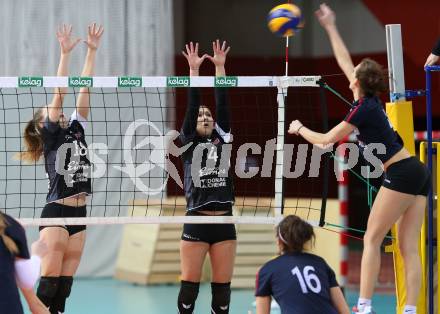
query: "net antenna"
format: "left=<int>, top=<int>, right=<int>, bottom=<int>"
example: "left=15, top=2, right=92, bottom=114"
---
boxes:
left=386, top=24, right=406, bottom=102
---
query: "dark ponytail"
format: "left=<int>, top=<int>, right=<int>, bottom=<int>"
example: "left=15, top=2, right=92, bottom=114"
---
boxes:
left=277, top=215, right=315, bottom=254
left=16, top=108, right=44, bottom=162
left=0, top=213, right=19, bottom=255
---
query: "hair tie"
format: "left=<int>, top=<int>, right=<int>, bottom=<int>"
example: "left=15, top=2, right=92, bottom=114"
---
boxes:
left=277, top=225, right=288, bottom=245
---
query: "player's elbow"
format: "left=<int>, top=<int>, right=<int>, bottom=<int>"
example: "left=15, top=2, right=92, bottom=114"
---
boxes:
left=322, top=133, right=333, bottom=146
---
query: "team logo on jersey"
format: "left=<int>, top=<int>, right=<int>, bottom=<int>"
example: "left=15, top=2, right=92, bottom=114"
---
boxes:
left=114, top=119, right=192, bottom=195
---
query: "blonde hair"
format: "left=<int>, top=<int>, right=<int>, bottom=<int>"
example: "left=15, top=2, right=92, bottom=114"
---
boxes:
left=0, top=213, right=19, bottom=255
left=16, top=108, right=45, bottom=163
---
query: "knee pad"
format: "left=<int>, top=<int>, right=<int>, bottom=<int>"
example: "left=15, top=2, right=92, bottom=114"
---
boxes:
left=211, top=282, right=231, bottom=313
left=178, top=280, right=200, bottom=313
left=37, top=276, right=59, bottom=308
left=57, top=276, right=73, bottom=298
left=37, top=277, right=59, bottom=299
left=51, top=276, right=73, bottom=313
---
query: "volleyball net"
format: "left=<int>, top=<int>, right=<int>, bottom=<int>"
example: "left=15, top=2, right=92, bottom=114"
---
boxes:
left=0, top=75, right=333, bottom=227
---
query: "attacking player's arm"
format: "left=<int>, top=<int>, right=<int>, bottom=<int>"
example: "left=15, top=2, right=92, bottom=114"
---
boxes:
left=47, top=24, right=80, bottom=123
left=315, top=4, right=355, bottom=84
left=255, top=296, right=271, bottom=314
left=208, top=40, right=231, bottom=133
left=75, top=23, right=104, bottom=120
left=288, top=120, right=355, bottom=146
left=181, top=42, right=207, bottom=136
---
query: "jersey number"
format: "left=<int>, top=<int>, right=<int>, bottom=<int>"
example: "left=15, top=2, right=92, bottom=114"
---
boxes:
left=208, top=146, right=218, bottom=162
left=291, top=266, right=322, bottom=294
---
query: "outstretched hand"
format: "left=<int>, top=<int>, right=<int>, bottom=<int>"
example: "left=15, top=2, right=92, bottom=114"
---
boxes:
left=207, top=39, right=230, bottom=67
left=182, top=42, right=208, bottom=71
left=84, top=23, right=104, bottom=50
left=56, top=24, right=81, bottom=55
left=315, top=3, right=336, bottom=29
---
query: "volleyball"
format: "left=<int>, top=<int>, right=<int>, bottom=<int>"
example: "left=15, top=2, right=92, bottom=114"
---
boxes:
left=267, top=3, right=303, bottom=37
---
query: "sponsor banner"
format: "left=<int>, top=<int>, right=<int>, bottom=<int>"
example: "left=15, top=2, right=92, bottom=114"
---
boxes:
left=215, top=76, right=238, bottom=87
left=69, top=77, right=93, bottom=87
left=167, top=76, right=190, bottom=87
left=118, top=76, right=142, bottom=88
left=18, top=77, right=43, bottom=87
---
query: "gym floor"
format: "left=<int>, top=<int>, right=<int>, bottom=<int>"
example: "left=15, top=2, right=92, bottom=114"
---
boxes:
left=23, top=278, right=395, bottom=314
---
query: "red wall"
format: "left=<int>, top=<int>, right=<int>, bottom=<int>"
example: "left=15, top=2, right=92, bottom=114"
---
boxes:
left=170, top=0, right=440, bottom=199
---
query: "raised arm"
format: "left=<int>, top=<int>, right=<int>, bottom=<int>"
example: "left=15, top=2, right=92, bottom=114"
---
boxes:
left=315, top=4, right=355, bottom=84
left=208, top=40, right=231, bottom=132
left=181, top=42, right=207, bottom=136
left=75, top=23, right=104, bottom=120
left=47, top=24, right=80, bottom=122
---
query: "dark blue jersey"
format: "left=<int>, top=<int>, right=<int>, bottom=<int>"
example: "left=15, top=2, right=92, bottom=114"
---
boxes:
left=344, top=96, right=403, bottom=163
left=0, top=213, right=30, bottom=314
left=256, top=253, right=338, bottom=314
left=180, top=88, right=234, bottom=211
left=42, top=111, right=92, bottom=203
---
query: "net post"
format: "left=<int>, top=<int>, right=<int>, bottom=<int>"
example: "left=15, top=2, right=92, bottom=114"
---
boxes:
left=425, top=66, right=435, bottom=314
left=318, top=85, right=329, bottom=227
left=275, top=85, right=287, bottom=220
left=337, top=135, right=349, bottom=290
left=385, top=23, right=427, bottom=314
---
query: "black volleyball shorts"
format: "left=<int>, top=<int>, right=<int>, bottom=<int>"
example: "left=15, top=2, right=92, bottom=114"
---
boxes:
left=383, top=157, right=431, bottom=196
left=39, top=202, right=87, bottom=236
left=181, top=209, right=236, bottom=245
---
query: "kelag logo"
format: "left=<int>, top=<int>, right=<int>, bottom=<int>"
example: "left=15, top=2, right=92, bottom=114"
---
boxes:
left=215, top=76, right=238, bottom=87
left=18, top=77, right=43, bottom=87
left=118, top=77, right=142, bottom=87
left=69, top=77, right=93, bottom=87
left=167, top=76, right=190, bottom=87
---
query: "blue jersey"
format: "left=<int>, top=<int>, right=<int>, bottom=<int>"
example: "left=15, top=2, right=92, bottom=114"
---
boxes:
left=344, top=96, right=403, bottom=163
left=256, top=253, right=338, bottom=314
left=0, top=214, right=30, bottom=314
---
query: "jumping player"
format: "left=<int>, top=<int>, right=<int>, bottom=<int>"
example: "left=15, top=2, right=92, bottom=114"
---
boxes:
left=177, top=40, right=235, bottom=314
left=288, top=4, right=430, bottom=314
left=19, top=23, right=103, bottom=314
